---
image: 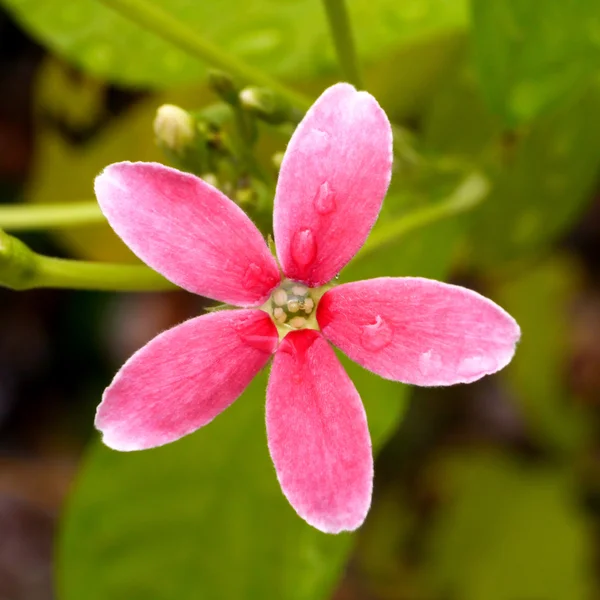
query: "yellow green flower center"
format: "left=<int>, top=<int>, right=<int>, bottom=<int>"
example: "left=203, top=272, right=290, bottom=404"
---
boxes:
left=271, top=280, right=315, bottom=329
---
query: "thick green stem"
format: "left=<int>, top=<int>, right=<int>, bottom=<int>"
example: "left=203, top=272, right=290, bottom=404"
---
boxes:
left=357, top=171, right=490, bottom=261
left=0, top=230, right=177, bottom=292
left=98, top=0, right=311, bottom=110
left=0, top=202, right=104, bottom=231
left=321, top=0, right=363, bottom=88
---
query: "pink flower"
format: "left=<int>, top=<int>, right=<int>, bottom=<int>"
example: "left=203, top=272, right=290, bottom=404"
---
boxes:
left=94, top=83, right=520, bottom=533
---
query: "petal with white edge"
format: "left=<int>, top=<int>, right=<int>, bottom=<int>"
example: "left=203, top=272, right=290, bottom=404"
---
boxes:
left=267, top=329, right=373, bottom=533
left=96, top=309, right=278, bottom=450
left=318, top=277, right=521, bottom=386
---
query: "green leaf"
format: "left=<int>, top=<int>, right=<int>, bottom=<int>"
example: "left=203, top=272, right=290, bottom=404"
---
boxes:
left=425, top=69, right=600, bottom=266
left=469, top=84, right=600, bottom=265
left=58, top=366, right=407, bottom=600
left=471, top=0, right=600, bottom=123
left=1, top=0, right=467, bottom=88
left=347, top=169, right=472, bottom=283
left=495, top=257, right=589, bottom=452
left=56, top=171, right=468, bottom=597
left=25, top=58, right=216, bottom=261
left=427, top=452, right=591, bottom=600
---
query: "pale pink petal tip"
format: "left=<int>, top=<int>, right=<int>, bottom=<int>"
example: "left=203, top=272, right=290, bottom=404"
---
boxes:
left=95, top=161, right=280, bottom=306
left=274, top=83, right=393, bottom=286
left=318, top=277, right=521, bottom=387
left=96, top=309, right=278, bottom=451
left=267, top=329, right=373, bottom=533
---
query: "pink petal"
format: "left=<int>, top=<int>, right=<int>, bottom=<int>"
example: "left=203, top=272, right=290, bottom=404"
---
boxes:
left=266, top=329, right=372, bottom=533
left=95, top=162, right=280, bottom=306
left=274, top=83, right=393, bottom=286
left=96, top=309, right=278, bottom=451
left=318, top=277, right=521, bottom=386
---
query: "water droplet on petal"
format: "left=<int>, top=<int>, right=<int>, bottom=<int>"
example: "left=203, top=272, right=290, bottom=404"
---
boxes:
left=291, top=229, right=317, bottom=268
left=234, top=314, right=277, bottom=354
left=458, top=355, right=497, bottom=379
left=243, top=262, right=278, bottom=292
left=313, top=181, right=336, bottom=215
left=304, top=128, right=330, bottom=154
left=418, top=350, right=442, bottom=376
left=360, top=316, right=393, bottom=352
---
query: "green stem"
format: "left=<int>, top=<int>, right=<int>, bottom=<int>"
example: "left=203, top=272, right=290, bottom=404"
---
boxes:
left=0, top=202, right=105, bottom=231
left=357, top=171, right=490, bottom=261
left=321, top=0, right=363, bottom=88
left=98, top=0, right=311, bottom=110
left=0, top=230, right=177, bottom=292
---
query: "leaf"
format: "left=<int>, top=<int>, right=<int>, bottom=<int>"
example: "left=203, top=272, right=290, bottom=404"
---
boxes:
left=27, top=51, right=467, bottom=262
left=346, top=169, right=470, bottom=283
left=471, top=0, right=600, bottom=124
left=425, top=69, right=600, bottom=267
left=427, top=452, right=592, bottom=600
left=56, top=174, right=466, bottom=599
left=58, top=361, right=407, bottom=600
left=1, top=0, right=467, bottom=88
left=26, top=58, right=214, bottom=261
left=469, top=84, right=600, bottom=266
left=495, top=256, right=589, bottom=452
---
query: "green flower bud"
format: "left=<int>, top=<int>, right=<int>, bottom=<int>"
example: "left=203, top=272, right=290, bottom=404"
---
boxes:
left=239, top=87, right=299, bottom=125
left=208, top=70, right=240, bottom=106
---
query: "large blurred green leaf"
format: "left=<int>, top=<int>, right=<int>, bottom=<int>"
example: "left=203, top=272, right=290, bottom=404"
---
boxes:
left=27, top=58, right=213, bottom=261
left=347, top=164, right=476, bottom=283
left=428, top=452, right=591, bottom=600
left=28, top=45, right=466, bottom=262
left=0, top=0, right=467, bottom=88
left=471, top=0, right=600, bottom=124
left=58, top=366, right=407, bottom=600
left=57, top=196, right=463, bottom=598
left=496, top=256, right=589, bottom=452
left=426, top=70, right=600, bottom=266
left=468, top=85, right=600, bottom=266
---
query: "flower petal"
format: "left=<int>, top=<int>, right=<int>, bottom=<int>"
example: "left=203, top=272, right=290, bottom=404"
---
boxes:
left=96, top=309, right=278, bottom=451
left=95, top=162, right=280, bottom=306
left=266, top=329, right=372, bottom=533
left=318, top=277, right=521, bottom=386
left=274, top=83, right=393, bottom=286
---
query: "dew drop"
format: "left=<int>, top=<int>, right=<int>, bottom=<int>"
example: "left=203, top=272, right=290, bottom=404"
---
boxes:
left=243, top=262, right=278, bottom=292
left=242, top=263, right=264, bottom=291
left=304, top=128, right=330, bottom=153
left=418, top=350, right=442, bottom=376
left=234, top=317, right=277, bottom=354
left=457, top=355, right=497, bottom=379
left=291, top=229, right=317, bottom=267
left=360, top=316, right=393, bottom=352
left=313, top=182, right=336, bottom=215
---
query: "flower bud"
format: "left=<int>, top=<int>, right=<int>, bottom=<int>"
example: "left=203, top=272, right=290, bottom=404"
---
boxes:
left=153, top=104, right=196, bottom=155
left=208, top=70, right=240, bottom=106
left=239, top=87, right=298, bottom=125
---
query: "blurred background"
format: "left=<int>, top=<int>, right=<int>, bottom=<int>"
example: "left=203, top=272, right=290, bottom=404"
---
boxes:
left=0, top=0, right=599, bottom=598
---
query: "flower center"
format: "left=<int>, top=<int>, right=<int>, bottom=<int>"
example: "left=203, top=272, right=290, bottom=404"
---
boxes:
left=270, top=280, right=315, bottom=330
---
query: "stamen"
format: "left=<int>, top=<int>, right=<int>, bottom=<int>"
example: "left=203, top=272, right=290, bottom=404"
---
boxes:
left=273, top=289, right=287, bottom=306
left=289, top=316, right=307, bottom=328
left=269, top=279, right=317, bottom=331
